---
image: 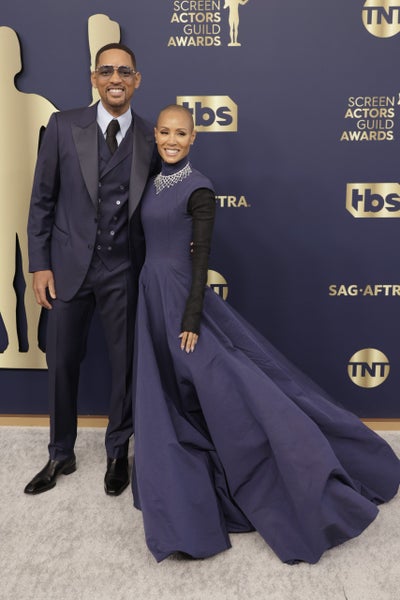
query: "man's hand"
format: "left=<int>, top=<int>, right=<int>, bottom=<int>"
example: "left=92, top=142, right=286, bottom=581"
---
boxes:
left=33, top=270, right=56, bottom=309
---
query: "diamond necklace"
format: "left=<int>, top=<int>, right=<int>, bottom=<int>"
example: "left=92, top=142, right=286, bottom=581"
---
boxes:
left=154, top=162, right=192, bottom=195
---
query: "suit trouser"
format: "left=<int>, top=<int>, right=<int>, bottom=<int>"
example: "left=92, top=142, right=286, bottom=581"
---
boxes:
left=46, top=256, right=136, bottom=461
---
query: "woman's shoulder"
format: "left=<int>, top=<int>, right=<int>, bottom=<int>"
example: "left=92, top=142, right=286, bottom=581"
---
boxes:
left=189, top=166, right=214, bottom=193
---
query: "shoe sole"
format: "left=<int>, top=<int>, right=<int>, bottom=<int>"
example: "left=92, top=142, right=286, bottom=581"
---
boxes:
left=104, top=479, right=129, bottom=496
left=62, top=463, right=77, bottom=476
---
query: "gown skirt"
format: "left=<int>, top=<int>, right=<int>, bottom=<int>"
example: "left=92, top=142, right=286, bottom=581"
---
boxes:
left=132, top=178, right=400, bottom=564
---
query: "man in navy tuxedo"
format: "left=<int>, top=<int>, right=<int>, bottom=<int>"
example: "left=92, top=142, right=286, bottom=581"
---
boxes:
left=25, top=43, right=158, bottom=496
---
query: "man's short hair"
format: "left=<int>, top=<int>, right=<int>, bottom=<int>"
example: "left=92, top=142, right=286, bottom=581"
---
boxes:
left=95, top=43, right=137, bottom=69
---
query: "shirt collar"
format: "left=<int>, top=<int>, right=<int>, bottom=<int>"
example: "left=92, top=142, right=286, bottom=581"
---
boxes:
left=97, top=102, right=133, bottom=139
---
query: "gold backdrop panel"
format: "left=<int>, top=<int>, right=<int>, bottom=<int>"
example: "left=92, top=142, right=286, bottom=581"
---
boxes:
left=0, top=15, right=120, bottom=369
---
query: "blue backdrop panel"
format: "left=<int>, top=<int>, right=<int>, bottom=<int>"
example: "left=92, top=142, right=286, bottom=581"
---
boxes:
left=1, top=1, right=399, bottom=417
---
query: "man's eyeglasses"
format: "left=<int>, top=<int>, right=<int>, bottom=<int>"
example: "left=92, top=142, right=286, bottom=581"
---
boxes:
left=95, top=65, right=137, bottom=79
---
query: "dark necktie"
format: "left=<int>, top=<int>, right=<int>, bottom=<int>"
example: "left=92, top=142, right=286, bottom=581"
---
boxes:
left=106, top=119, right=120, bottom=154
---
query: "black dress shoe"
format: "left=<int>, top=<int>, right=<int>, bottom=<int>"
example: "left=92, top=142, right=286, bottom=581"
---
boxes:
left=104, top=457, right=129, bottom=496
left=24, top=455, right=76, bottom=495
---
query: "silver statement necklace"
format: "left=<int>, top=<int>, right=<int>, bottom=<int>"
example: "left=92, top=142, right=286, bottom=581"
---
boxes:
left=154, top=162, right=192, bottom=195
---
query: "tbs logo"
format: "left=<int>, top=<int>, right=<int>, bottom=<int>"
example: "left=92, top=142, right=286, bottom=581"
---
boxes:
left=346, top=183, right=400, bottom=218
left=176, top=96, right=238, bottom=132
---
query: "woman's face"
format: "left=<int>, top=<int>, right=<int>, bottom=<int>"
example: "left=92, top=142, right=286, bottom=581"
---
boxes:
left=154, top=108, right=196, bottom=163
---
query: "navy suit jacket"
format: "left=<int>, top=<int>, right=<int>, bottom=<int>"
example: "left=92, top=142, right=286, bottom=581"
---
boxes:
left=28, top=103, right=158, bottom=301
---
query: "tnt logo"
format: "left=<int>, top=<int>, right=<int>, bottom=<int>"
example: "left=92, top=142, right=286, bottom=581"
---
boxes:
left=207, top=270, right=229, bottom=300
left=362, top=0, right=400, bottom=37
left=176, top=96, right=238, bottom=132
left=348, top=348, right=390, bottom=388
left=346, top=183, right=400, bottom=218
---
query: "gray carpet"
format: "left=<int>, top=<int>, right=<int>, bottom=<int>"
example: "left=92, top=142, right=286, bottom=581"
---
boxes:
left=1, top=427, right=399, bottom=600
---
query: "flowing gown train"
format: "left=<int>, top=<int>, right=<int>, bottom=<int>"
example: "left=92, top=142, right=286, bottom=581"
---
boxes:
left=132, top=160, right=400, bottom=564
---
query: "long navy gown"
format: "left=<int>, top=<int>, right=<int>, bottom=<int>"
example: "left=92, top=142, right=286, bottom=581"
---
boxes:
left=132, top=158, right=400, bottom=564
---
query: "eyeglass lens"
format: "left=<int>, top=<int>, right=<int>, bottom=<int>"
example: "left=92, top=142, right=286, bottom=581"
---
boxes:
left=97, top=66, right=134, bottom=78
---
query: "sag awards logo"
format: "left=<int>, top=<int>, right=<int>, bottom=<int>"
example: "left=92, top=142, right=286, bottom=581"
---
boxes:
left=329, top=283, right=400, bottom=296
left=177, top=95, right=238, bottom=131
left=347, top=348, right=390, bottom=388
left=216, top=194, right=250, bottom=207
left=340, top=95, right=396, bottom=142
left=207, top=270, right=229, bottom=299
left=362, top=0, right=400, bottom=37
left=346, top=183, right=400, bottom=217
left=167, top=0, right=250, bottom=47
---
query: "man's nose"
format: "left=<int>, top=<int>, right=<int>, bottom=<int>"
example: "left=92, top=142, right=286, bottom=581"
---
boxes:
left=110, top=68, right=123, bottom=81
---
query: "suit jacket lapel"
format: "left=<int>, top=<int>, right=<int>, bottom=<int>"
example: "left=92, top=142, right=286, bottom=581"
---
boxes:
left=71, top=105, right=99, bottom=208
left=129, top=114, right=155, bottom=218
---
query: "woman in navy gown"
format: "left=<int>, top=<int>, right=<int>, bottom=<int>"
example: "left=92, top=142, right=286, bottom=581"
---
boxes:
left=132, top=104, right=400, bottom=564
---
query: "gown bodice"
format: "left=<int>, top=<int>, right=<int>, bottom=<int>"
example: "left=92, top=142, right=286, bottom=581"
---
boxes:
left=141, top=159, right=213, bottom=270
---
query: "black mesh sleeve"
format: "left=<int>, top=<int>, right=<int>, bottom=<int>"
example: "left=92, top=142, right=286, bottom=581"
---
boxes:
left=180, top=187, right=216, bottom=334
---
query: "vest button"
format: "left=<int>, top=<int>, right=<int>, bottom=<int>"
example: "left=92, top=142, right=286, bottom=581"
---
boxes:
left=97, top=244, right=102, bottom=250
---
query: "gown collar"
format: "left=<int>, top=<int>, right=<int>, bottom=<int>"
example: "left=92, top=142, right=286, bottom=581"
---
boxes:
left=160, top=157, right=190, bottom=175
left=154, top=158, right=192, bottom=195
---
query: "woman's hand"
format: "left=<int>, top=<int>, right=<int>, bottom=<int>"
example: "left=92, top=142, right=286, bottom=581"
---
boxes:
left=179, top=331, right=199, bottom=353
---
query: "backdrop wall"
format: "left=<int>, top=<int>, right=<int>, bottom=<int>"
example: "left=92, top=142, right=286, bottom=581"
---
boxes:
left=1, top=0, right=399, bottom=418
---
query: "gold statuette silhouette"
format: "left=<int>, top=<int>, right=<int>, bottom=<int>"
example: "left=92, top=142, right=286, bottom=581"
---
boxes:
left=0, top=15, right=121, bottom=369
left=224, top=0, right=249, bottom=47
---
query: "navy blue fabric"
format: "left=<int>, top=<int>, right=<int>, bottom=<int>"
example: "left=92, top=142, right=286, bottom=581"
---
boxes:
left=132, top=162, right=400, bottom=564
left=95, top=126, right=132, bottom=272
left=47, top=256, right=135, bottom=460
left=27, top=104, right=157, bottom=457
left=45, top=127, right=138, bottom=460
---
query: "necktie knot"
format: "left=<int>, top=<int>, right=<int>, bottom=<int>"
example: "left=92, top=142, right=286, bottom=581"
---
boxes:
left=106, top=119, right=120, bottom=154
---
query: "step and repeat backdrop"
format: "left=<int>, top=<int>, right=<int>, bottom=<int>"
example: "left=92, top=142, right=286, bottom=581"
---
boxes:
left=1, top=0, right=400, bottom=417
